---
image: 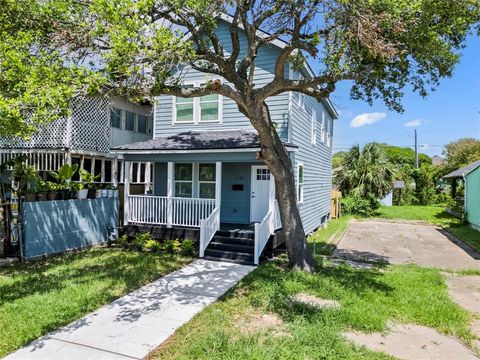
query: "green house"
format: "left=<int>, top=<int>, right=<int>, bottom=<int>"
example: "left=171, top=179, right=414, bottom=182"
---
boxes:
left=444, top=160, right=480, bottom=231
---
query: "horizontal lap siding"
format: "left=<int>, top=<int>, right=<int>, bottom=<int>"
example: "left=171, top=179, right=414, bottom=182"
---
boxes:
left=290, top=89, right=334, bottom=234
left=154, top=20, right=289, bottom=141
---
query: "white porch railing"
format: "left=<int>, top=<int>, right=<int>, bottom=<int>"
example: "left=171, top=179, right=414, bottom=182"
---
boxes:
left=126, top=195, right=215, bottom=228
left=128, top=195, right=168, bottom=224
left=172, top=197, right=215, bottom=227
left=254, top=210, right=274, bottom=265
left=199, top=207, right=220, bottom=257
left=254, top=200, right=282, bottom=265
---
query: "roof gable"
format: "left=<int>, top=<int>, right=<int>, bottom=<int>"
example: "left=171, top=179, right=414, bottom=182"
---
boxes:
left=443, top=160, right=480, bottom=178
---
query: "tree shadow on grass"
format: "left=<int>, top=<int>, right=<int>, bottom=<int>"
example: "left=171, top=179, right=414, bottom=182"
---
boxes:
left=0, top=248, right=188, bottom=304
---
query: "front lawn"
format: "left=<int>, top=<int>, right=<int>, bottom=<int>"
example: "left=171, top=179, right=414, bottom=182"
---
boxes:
left=0, top=248, right=192, bottom=357
left=375, top=205, right=480, bottom=253
left=151, top=259, right=472, bottom=359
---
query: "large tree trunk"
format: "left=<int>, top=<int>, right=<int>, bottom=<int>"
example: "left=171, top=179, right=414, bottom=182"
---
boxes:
left=246, top=103, right=315, bottom=272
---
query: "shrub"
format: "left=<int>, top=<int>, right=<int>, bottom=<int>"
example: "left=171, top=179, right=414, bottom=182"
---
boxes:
left=115, top=234, right=129, bottom=248
left=181, top=240, right=195, bottom=256
left=144, top=239, right=164, bottom=253
left=341, top=194, right=380, bottom=217
left=164, top=239, right=181, bottom=254
left=133, top=232, right=153, bottom=251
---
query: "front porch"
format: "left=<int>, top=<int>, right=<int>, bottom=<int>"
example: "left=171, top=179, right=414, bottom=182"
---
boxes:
left=123, top=160, right=282, bottom=265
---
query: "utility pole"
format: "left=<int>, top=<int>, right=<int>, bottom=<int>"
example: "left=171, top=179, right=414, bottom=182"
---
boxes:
left=414, top=129, right=419, bottom=169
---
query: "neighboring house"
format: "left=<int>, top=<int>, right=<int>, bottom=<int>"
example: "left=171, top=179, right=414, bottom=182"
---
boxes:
left=443, top=160, right=480, bottom=231
left=114, top=17, right=338, bottom=265
left=0, top=96, right=153, bottom=191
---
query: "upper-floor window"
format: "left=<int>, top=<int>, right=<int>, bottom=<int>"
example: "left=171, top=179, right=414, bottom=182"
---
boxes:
left=311, top=110, right=317, bottom=145
left=174, top=82, right=222, bottom=124
left=110, top=108, right=121, bottom=128
left=321, top=111, right=326, bottom=143
left=326, top=119, right=331, bottom=147
left=125, top=111, right=136, bottom=131
left=297, top=163, right=304, bottom=203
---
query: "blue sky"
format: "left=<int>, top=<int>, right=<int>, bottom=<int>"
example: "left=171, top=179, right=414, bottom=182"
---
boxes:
left=330, top=36, right=480, bottom=157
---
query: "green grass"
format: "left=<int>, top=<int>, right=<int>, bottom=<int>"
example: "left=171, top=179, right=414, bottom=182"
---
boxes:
left=151, top=259, right=472, bottom=359
left=307, top=216, right=352, bottom=255
left=374, top=205, right=480, bottom=253
left=0, top=248, right=192, bottom=357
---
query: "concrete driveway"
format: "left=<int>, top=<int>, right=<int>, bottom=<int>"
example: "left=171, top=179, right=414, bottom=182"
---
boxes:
left=334, top=219, right=480, bottom=270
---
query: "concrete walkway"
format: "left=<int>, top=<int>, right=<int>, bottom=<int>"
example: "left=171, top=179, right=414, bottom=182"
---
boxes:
left=4, top=259, right=254, bottom=360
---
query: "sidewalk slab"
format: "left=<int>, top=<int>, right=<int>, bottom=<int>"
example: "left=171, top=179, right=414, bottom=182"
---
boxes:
left=4, top=259, right=254, bottom=360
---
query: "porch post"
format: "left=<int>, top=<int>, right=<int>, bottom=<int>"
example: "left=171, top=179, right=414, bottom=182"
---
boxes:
left=112, top=158, right=118, bottom=187
left=167, top=162, right=174, bottom=228
left=215, top=162, right=222, bottom=210
left=144, top=162, right=151, bottom=194
left=124, top=161, right=131, bottom=225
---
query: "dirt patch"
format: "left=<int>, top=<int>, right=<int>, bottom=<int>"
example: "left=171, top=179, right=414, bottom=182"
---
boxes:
left=344, top=323, right=478, bottom=360
left=445, top=274, right=480, bottom=314
left=290, top=293, right=341, bottom=310
left=234, top=311, right=290, bottom=338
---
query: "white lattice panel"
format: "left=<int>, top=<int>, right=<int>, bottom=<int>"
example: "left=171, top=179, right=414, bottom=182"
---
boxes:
left=0, top=117, right=69, bottom=149
left=0, top=96, right=111, bottom=154
left=70, top=97, right=110, bottom=153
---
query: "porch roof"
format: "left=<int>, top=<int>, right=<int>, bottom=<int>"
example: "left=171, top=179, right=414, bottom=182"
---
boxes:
left=112, top=129, right=298, bottom=153
left=443, top=160, right=480, bottom=179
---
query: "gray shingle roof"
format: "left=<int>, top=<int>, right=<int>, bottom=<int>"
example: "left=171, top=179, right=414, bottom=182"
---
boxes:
left=443, top=160, right=480, bottom=179
left=113, top=129, right=297, bottom=151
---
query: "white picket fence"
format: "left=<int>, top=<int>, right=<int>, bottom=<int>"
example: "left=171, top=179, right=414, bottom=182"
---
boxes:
left=199, top=207, right=220, bottom=257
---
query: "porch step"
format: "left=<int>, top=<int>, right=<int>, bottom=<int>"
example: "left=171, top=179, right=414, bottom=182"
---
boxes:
left=208, top=241, right=254, bottom=254
left=203, top=249, right=254, bottom=265
left=215, top=230, right=255, bottom=240
left=212, top=236, right=254, bottom=247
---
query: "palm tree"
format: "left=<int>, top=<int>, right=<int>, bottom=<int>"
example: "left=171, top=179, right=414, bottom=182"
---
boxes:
left=336, top=143, right=394, bottom=198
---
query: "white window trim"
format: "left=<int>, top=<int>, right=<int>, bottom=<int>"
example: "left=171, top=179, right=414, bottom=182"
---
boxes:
left=311, top=110, right=317, bottom=145
left=172, top=81, right=223, bottom=125
left=297, top=162, right=304, bottom=204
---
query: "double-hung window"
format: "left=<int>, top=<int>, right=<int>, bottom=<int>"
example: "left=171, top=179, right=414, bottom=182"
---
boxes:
left=297, top=163, right=304, bottom=203
left=174, top=82, right=221, bottom=124
left=326, top=119, right=331, bottom=147
left=174, top=164, right=193, bottom=197
left=321, top=111, right=326, bottom=143
left=175, top=84, right=195, bottom=123
left=311, top=110, right=317, bottom=145
left=198, top=163, right=216, bottom=199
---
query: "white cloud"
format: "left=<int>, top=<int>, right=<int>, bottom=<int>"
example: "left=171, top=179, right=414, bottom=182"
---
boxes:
left=404, top=119, right=422, bottom=127
left=350, top=112, right=386, bottom=128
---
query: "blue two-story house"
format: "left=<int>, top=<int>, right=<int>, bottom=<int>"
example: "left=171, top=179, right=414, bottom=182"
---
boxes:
left=114, top=17, right=337, bottom=265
